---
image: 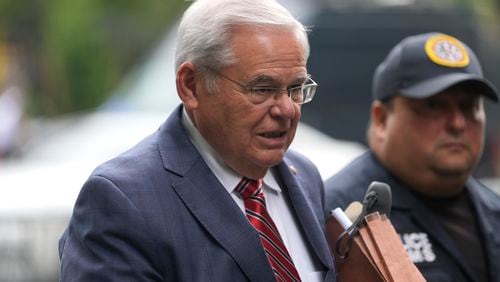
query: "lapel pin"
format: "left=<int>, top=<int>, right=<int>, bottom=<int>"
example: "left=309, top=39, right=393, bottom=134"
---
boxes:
left=290, top=165, right=297, bottom=175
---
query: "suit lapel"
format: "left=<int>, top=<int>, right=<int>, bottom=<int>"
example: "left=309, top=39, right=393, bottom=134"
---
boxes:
left=157, top=106, right=275, bottom=281
left=275, top=161, right=332, bottom=271
left=172, top=163, right=275, bottom=281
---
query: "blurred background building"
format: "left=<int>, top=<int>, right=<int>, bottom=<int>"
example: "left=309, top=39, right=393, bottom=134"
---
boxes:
left=0, top=0, right=499, bottom=281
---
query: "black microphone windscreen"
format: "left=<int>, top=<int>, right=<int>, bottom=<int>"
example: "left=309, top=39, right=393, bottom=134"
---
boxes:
left=363, top=181, right=392, bottom=217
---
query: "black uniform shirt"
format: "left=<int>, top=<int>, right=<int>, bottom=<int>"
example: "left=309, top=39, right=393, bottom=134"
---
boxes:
left=418, top=190, right=488, bottom=282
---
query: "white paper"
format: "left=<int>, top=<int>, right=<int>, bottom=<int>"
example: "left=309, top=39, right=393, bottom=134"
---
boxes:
left=331, top=207, right=353, bottom=230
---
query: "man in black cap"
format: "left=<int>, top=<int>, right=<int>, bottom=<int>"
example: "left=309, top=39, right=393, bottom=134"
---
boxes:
left=324, top=32, right=500, bottom=281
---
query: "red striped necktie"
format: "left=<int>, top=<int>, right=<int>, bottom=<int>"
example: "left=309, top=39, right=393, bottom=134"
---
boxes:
left=235, top=177, right=301, bottom=282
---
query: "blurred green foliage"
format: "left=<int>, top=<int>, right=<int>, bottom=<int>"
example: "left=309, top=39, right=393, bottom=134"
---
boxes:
left=0, top=0, right=188, bottom=116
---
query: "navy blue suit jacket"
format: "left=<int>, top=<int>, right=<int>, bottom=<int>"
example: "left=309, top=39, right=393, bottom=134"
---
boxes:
left=59, top=105, right=335, bottom=281
left=324, top=151, right=500, bottom=282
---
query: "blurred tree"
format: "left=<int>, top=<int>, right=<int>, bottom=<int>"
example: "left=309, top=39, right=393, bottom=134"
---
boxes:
left=0, top=0, right=188, bottom=116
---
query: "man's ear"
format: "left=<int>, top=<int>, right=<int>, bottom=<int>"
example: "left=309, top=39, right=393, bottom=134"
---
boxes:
left=176, top=62, right=199, bottom=109
left=371, top=100, right=390, bottom=140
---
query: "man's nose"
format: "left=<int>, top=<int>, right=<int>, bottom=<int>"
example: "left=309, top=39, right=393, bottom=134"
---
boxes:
left=447, top=106, right=467, bottom=133
left=269, top=91, right=296, bottom=119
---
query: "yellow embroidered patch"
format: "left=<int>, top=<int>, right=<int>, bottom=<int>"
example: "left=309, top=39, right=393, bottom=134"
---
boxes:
left=425, top=34, right=469, bottom=68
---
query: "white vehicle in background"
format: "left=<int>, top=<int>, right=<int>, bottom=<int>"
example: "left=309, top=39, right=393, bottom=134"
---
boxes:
left=0, top=24, right=365, bottom=282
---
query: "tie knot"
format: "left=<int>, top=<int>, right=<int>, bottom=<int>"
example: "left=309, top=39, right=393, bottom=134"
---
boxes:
left=235, top=177, right=263, bottom=200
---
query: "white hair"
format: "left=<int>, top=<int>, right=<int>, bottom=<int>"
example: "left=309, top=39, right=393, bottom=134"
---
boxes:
left=175, top=0, right=310, bottom=91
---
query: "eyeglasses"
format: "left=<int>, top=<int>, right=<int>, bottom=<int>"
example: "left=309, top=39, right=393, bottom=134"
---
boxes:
left=214, top=71, right=317, bottom=105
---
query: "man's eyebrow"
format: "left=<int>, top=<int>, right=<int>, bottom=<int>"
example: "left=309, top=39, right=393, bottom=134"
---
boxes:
left=246, top=74, right=309, bottom=86
left=246, top=75, right=278, bottom=85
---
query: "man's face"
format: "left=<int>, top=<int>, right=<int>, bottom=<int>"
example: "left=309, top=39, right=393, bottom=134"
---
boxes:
left=376, top=86, right=486, bottom=195
left=191, top=26, right=307, bottom=179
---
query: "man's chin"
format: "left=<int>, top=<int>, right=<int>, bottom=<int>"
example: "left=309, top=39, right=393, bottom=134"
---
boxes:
left=432, top=163, right=473, bottom=178
left=254, top=150, right=287, bottom=168
left=431, top=153, right=477, bottom=175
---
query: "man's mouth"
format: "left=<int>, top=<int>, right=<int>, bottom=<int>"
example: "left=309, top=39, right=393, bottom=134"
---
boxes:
left=260, top=131, right=286, bottom=138
left=440, top=140, right=468, bottom=152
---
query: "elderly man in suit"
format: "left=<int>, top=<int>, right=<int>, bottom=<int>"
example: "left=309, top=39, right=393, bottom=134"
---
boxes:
left=58, top=0, right=335, bottom=281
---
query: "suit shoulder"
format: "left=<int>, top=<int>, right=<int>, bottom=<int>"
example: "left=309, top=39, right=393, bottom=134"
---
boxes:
left=90, top=131, right=164, bottom=187
left=283, top=149, right=323, bottom=195
left=285, top=149, right=314, bottom=165
left=284, top=149, right=320, bottom=175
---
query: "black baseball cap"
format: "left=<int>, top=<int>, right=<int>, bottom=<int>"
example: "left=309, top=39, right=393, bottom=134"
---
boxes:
left=373, top=32, right=498, bottom=102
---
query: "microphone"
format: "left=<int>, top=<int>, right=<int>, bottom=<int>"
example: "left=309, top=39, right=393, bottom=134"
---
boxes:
left=363, top=181, right=392, bottom=217
left=335, top=181, right=392, bottom=258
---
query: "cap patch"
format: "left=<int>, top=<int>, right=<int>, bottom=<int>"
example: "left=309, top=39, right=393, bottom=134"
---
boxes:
left=425, top=34, right=470, bottom=68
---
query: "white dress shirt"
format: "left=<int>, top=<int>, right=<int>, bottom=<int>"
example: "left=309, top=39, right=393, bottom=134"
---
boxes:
left=181, top=108, right=324, bottom=281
